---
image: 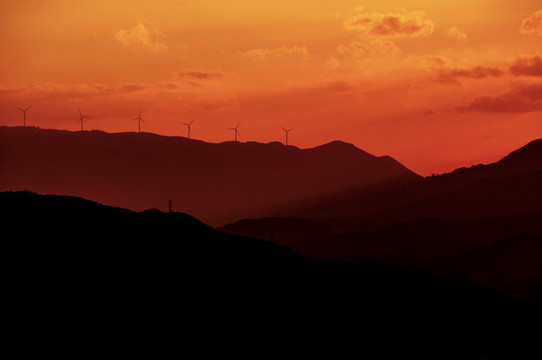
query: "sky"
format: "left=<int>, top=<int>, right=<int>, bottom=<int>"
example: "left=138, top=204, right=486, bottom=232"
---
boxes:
left=1, top=0, right=541, bottom=175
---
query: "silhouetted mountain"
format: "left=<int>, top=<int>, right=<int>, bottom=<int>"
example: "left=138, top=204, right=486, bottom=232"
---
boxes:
left=221, top=139, right=542, bottom=300
left=459, top=234, right=542, bottom=299
left=277, top=138, right=542, bottom=221
left=222, top=211, right=542, bottom=298
left=3, top=191, right=539, bottom=357
left=355, top=170, right=542, bottom=226
left=0, top=126, right=419, bottom=226
left=220, top=217, right=334, bottom=246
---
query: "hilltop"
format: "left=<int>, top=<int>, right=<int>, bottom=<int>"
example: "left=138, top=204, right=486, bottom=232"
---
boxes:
left=273, top=137, right=542, bottom=222
left=0, top=126, right=419, bottom=225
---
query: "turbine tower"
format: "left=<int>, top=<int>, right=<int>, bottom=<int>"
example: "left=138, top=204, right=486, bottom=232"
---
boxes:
left=280, top=126, right=295, bottom=146
left=182, top=118, right=196, bottom=139
left=78, top=109, right=89, bottom=131
left=132, top=109, right=145, bottom=134
left=227, top=121, right=241, bottom=142
left=16, top=105, right=32, bottom=127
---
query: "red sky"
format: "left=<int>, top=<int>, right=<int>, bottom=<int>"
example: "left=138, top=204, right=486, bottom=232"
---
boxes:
left=1, top=0, right=541, bottom=175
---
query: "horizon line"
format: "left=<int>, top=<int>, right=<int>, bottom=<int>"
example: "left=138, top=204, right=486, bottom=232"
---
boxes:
left=1, top=124, right=537, bottom=177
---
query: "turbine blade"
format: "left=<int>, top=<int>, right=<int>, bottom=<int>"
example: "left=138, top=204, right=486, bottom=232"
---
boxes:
left=288, top=127, right=295, bottom=131
left=236, top=121, right=241, bottom=128
left=25, top=105, right=33, bottom=111
left=16, top=107, right=24, bottom=112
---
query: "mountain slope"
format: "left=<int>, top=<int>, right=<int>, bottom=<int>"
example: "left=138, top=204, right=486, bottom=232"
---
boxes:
left=220, top=139, right=542, bottom=300
left=226, top=211, right=542, bottom=300
left=3, top=190, right=539, bottom=357
left=277, top=138, right=542, bottom=221
left=0, top=126, right=419, bottom=225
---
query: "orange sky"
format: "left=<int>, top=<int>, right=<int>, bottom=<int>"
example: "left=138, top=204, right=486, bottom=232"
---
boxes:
left=1, top=0, right=542, bottom=175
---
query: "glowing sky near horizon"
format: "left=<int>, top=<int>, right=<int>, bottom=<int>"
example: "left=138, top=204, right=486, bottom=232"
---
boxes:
left=1, top=0, right=542, bottom=175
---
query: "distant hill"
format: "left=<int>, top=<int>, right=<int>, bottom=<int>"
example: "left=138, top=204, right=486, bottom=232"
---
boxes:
left=221, top=139, right=542, bottom=300
left=276, top=138, right=542, bottom=222
left=223, top=138, right=542, bottom=238
left=3, top=190, right=539, bottom=357
left=0, top=126, right=419, bottom=226
left=222, top=211, right=542, bottom=300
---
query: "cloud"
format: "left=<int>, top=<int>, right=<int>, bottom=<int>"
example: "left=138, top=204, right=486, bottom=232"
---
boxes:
left=510, top=54, right=542, bottom=76
left=325, top=81, right=355, bottom=92
left=336, top=39, right=401, bottom=58
left=458, top=82, right=542, bottom=113
left=424, top=109, right=436, bottom=115
left=0, top=82, right=187, bottom=105
left=434, top=66, right=504, bottom=84
left=445, top=26, right=467, bottom=40
left=343, top=7, right=434, bottom=37
left=520, top=9, right=542, bottom=37
left=406, top=55, right=451, bottom=69
left=118, top=83, right=148, bottom=93
left=325, top=56, right=341, bottom=69
left=116, top=21, right=167, bottom=50
left=240, top=46, right=310, bottom=61
left=175, top=69, right=226, bottom=80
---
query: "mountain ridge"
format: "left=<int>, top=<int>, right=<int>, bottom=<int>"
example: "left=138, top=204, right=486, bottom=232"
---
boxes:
left=0, top=125, right=419, bottom=226
left=274, top=137, right=542, bottom=221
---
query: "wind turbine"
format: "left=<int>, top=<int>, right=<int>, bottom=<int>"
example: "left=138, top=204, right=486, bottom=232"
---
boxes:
left=132, top=109, right=145, bottom=134
left=182, top=118, right=196, bottom=139
left=78, top=109, right=89, bottom=131
left=16, top=105, right=32, bottom=127
left=227, top=121, right=241, bottom=142
left=280, top=126, right=295, bottom=146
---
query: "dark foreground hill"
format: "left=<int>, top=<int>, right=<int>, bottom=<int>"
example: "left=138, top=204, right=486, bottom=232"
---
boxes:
left=0, top=126, right=419, bottom=226
left=2, top=191, right=540, bottom=357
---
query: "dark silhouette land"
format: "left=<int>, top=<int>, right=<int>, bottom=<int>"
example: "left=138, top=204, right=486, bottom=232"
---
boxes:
left=2, top=126, right=541, bottom=356
left=221, top=139, right=542, bottom=300
left=2, top=191, right=540, bottom=357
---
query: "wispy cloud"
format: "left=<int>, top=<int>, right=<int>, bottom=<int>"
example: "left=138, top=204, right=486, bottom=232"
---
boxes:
left=445, top=26, right=467, bottom=41
left=240, top=46, right=310, bottom=61
left=520, top=9, right=542, bottom=37
left=343, top=7, right=434, bottom=37
left=175, top=69, right=226, bottom=80
left=336, top=39, right=401, bottom=59
left=116, top=21, right=167, bottom=50
left=434, top=66, right=504, bottom=84
left=510, top=54, right=542, bottom=77
left=458, top=82, right=542, bottom=113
